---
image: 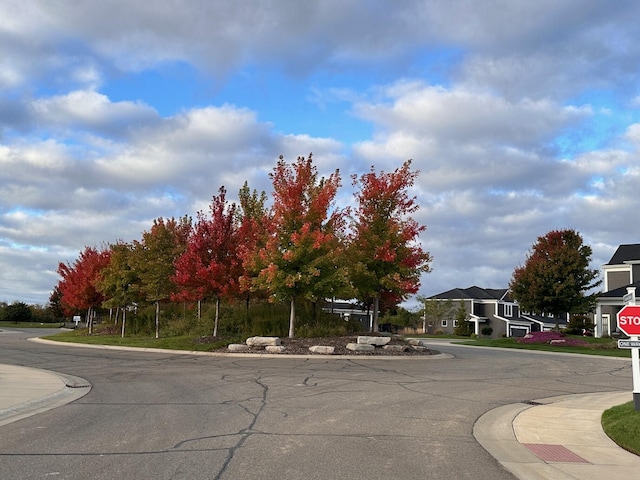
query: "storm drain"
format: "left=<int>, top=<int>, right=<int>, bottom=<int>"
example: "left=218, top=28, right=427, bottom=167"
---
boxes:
left=523, top=443, right=590, bottom=463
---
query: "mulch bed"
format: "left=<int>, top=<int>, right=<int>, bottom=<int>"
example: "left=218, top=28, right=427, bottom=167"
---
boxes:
left=199, top=334, right=436, bottom=356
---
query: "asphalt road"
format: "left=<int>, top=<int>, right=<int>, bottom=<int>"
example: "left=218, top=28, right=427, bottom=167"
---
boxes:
left=0, top=329, right=633, bottom=480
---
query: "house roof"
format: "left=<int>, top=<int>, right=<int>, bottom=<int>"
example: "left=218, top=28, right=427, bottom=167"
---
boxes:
left=606, top=244, right=640, bottom=265
left=599, top=281, right=640, bottom=298
left=429, top=286, right=509, bottom=301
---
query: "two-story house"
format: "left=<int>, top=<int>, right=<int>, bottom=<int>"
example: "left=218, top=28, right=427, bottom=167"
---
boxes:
left=595, top=244, right=640, bottom=337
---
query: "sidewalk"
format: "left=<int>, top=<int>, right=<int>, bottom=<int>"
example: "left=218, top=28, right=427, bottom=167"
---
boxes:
left=475, top=391, right=640, bottom=479
left=0, top=364, right=91, bottom=427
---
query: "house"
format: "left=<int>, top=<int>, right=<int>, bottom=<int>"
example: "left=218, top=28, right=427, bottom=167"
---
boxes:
left=594, top=243, right=640, bottom=337
left=323, top=299, right=373, bottom=330
left=427, top=286, right=568, bottom=338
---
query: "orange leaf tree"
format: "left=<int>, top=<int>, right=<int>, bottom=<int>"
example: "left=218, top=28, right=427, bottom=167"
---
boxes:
left=255, top=154, right=348, bottom=338
left=348, top=160, right=432, bottom=332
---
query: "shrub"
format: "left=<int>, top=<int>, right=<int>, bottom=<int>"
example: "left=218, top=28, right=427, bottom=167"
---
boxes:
left=481, top=326, right=493, bottom=337
left=517, top=331, right=589, bottom=346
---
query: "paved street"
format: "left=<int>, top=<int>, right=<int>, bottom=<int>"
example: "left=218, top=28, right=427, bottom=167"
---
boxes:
left=0, top=329, right=633, bottom=479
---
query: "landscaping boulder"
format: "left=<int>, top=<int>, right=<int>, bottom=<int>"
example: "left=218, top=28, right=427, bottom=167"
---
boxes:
left=246, top=336, right=281, bottom=347
left=265, top=345, right=286, bottom=354
left=383, top=344, right=409, bottom=352
left=309, top=345, right=335, bottom=355
left=347, top=343, right=375, bottom=352
left=228, top=344, right=251, bottom=352
left=357, top=336, right=391, bottom=346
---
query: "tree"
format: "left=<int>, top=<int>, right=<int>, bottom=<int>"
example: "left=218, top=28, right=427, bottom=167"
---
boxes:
left=173, top=187, right=241, bottom=337
left=236, top=181, right=269, bottom=320
left=255, top=154, right=348, bottom=338
left=56, top=246, right=111, bottom=333
left=453, top=301, right=471, bottom=336
left=509, top=229, right=602, bottom=331
left=4, top=302, right=33, bottom=323
left=97, top=242, right=138, bottom=338
left=417, top=297, right=454, bottom=334
left=132, top=216, right=191, bottom=338
left=348, top=160, right=432, bottom=332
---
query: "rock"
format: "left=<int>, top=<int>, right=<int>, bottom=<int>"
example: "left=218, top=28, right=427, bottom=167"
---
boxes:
left=408, top=338, right=428, bottom=347
left=347, top=343, right=375, bottom=352
left=411, top=345, right=430, bottom=352
left=228, top=344, right=251, bottom=352
left=265, top=345, right=286, bottom=353
left=550, top=339, right=566, bottom=345
left=357, top=336, right=391, bottom=346
left=309, top=345, right=335, bottom=355
left=383, top=344, right=408, bottom=352
left=246, top=336, right=281, bottom=347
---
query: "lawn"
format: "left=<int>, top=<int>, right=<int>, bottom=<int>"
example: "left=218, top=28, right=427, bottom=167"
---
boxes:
left=0, top=321, right=64, bottom=329
left=602, top=402, right=640, bottom=456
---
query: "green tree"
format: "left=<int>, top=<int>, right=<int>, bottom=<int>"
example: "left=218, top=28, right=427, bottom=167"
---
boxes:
left=98, top=242, right=138, bottom=337
left=5, top=302, right=33, bottom=323
left=417, top=297, right=454, bottom=334
left=132, top=216, right=191, bottom=338
left=349, top=160, right=432, bottom=332
left=510, top=229, right=601, bottom=331
left=255, top=154, right=347, bottom=338
left=453, top=301, right=471, bottom=336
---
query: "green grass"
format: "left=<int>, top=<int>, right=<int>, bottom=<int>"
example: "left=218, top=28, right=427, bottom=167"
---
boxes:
left=42, top=328, right=235, bottom=352
left=453, top=336, right=630, bottom=357
left=0, top=321, right=64, bottom=329
left=602, top=402, right=640, bottom=456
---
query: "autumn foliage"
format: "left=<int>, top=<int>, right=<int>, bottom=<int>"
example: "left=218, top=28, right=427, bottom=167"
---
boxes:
left=54, top=154, right=431, bottom=338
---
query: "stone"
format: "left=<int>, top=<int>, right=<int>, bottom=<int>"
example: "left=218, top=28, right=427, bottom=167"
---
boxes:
left=411, top=345, right=430, bottom=352
left=408, top=338, right=428, bottom=347
left=309, top=345, right=335, bottom=355
left=265, top=345, right=286, bottom=353
left=227, top=344, right=251, bottom=352
left=246, top=336, right=281, bottom=347
left=550, top=339, right=566, bottom=345
left=383, top=344, right=408, bottom=352
left=357, top=336, right=391, bottom=346
left=347, top=343, right=375, bottom=352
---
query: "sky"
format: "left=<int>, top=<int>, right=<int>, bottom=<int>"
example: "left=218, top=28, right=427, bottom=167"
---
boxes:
left=2, top=0, right=640, bottom=307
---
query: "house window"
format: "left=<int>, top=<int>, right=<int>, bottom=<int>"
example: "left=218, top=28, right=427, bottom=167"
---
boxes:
left=441, top=319, right=448, bottom=327
left=453, top=320, right=458, bottom=327
left=504, top=304, right=513, bottom=317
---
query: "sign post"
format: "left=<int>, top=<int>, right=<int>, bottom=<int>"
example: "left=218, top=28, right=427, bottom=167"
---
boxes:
left=616, top=300, right=640, bottom=411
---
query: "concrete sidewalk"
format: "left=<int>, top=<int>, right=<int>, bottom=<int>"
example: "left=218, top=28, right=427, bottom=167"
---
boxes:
left=0, top=364, right=91, bottom=427
left=475, top=391, right=640, bottom=479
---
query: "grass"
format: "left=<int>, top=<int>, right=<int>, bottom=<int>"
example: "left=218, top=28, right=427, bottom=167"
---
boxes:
left=41, top=328, right=235, bottom=352
left=602, top=402, right=640, bottom=456
left=452, top=335, right=629, bottom=357
left=0, top=321, right=64, bottom=329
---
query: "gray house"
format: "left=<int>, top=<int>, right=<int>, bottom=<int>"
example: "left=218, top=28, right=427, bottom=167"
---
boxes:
left=427, top=286, right=568, bottom=338
left=594, top=243, right=640, bottom=338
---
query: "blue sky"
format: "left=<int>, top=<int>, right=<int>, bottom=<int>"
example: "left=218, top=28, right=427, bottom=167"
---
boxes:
left=2, top=0, right=640, bottom=306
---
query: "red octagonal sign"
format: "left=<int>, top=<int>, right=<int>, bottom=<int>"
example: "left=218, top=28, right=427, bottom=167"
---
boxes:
left=617, top=305, right=640, bottom=336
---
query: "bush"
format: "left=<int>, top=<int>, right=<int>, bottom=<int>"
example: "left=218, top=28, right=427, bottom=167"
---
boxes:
left=516, top=331, right=589, bottom=346
left=481, top=327, right=493, bottom=337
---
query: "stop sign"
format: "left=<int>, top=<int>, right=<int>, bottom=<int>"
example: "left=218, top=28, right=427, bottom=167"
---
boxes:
left=617, top=305, right=640, bottom=336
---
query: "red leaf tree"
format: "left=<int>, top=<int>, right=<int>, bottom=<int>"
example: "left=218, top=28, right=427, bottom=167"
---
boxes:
left=173, top=187, right=241, bottom=337
left=348, top=160, right=432, bottom=332
left=254, top=154, right=348, bottom=338
left=56, top=245, right=111, bottom=333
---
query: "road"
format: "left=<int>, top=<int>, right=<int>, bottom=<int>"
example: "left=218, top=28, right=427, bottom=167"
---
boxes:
left=0, top=329, right=632, bottom=480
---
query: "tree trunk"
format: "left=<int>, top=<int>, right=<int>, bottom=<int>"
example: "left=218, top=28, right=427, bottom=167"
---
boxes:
left=121, top=306, right=126, bottom=338
left=213, top=296, right=220, bottom=338
left=155, top=300, right=160, bottom=339
left=87, top=307, right=93, bottom=334
left=289, top=298, right=296, bottom=338
left=372, top=295, right=380, bottom=333
left=197, top=300, right=201, bottom=320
